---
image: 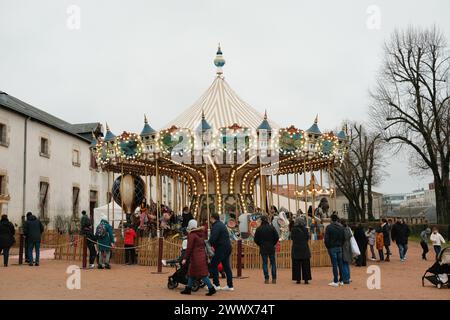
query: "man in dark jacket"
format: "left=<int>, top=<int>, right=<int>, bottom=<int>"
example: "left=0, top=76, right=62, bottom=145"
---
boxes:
left=208, top=213, right=233, bottom=291
left=324, top=214, right=345, bottom=286
left=80, top=210, right=97, bottom=268
left=381, top=219, right=391, bottom=262
left=254, top=215, right=279, bottom=284
left=181, top=207, right=194, bottom=230
left=391, top=219, right=410, bottom=262
left=23, top=212, right=44, bottom=266
left=0, top=214, right=16, bottom=267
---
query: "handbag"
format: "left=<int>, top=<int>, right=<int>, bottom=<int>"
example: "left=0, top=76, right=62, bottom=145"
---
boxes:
left=204, top=240, right=215, bottom=259
left=350, top=235, right=361, bottom=257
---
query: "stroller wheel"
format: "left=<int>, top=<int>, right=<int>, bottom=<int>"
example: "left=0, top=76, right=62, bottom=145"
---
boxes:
left=191, top=280, right=200, bottom=292
left=167, top=279, right=178, bottom=290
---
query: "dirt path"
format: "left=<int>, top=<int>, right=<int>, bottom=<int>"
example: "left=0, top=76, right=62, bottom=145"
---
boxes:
left=0, top=242, right=448, bottom=300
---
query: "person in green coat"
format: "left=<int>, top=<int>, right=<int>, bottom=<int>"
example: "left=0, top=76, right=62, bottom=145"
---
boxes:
left=96, top=214, right=115, bottom=269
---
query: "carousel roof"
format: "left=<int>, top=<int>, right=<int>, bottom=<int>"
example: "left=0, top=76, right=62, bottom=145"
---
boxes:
left=164, top=46, right=279, bottom=131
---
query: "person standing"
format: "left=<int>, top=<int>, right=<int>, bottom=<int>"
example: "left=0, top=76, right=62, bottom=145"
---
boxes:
left=254, top=215, right=279, bottom=284
left=0, top=215, right=15, bottom=267
left=420, top=228, right=431, bottom=260
left=23, top=212, right=32, bottom=263
left=365, top=227, right=376, bottom=261
left=208, top=213, right=233, bottom=291
left=180, top=219, right=216, bottom=296
left=381, top=219, right=391, bottom=261
left=354, top=224, right=367, bottom=266
left=391, top=219, right=410, bottom=262
left=80, top=211, right=97, bottom=269
left=291, top=216, right=311, bottom=284
left=96, top=214, right=115, bottom=269
left=181, top=207, right=194, bottom=231
left=375, top=226, right=384, bottom=261
left=430, top=227, right=446, bottom=261
left=23, top=212, right=44, bottom=266
left=324, top=214, right=345, bottom=287
left=124, top=224, right=137, bottom=265
left=341, top=219, right=352, bottom=284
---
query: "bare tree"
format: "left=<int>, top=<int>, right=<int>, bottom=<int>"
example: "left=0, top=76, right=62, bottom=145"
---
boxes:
left=370, top=26, right=450, bottom=224
left=334, top=122, right=384, bottom=222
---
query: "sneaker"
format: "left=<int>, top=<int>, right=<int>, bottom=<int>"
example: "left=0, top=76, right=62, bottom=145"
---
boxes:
left=328, top=282, right=339, bottom=287
left=221, top=286, right=234, bottom=291
left=339, top=281, right=344, bottom=286
left=89, top=264, right=95, bottom=269
left=370, top=258, right=376, bottom=261
left=213, top=284, right=221, bottom=291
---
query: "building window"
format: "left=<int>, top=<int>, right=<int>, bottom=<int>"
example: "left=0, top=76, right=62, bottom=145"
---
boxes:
left=0, top=175, right=6, bottom=195
left=39, top=181, right=49, bottom=219
left=72, top=187, right=80, bottom=218
left=0, top=123, right=8, bottom=147
left=72, top=149, right=80, bottom=166
left=40, top=137, right=49, bottom=157
left=90, top=153, right=98, bottom=170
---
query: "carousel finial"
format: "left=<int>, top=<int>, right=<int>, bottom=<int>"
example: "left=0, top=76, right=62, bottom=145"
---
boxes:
left=144, top=114, right=148, bottom=124
left=201, top=109, right=205, bottom=119
left=314, top=114, right=319, bottom=124
left=214, top=43, right=225, bottom=75
left=264, top=109, right=268, bottom=120
left=106, top=122, right=110, bottom=131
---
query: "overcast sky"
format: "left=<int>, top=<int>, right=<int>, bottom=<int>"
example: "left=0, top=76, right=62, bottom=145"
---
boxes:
left=1, top=0, right=449, bottom=194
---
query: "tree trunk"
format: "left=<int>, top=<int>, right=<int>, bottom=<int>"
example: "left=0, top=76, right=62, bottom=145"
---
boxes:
left=367, top=182, right=374, bottom=221
left=435, top=178, right=450, bottom=224
left=359, top=183, right=366, bottom=222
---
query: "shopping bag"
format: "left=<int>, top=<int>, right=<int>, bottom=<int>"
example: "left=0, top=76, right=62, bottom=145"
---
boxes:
left=350, top=236, right=361, bottom=257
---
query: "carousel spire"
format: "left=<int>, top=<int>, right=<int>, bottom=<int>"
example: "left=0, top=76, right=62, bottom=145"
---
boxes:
left=214, top=43, right=226, bottom=76
left=314, top=114, right=319, bottom=124
left=258, top=109, right=272, bottom=131
left=144, top=114, right=148, bottom=124
left=104, top=122, right=116, bottom=142
left=141, top=114, right=156, bottom=136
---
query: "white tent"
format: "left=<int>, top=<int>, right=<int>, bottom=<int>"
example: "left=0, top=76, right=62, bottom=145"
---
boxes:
left=93, top=201, right=127, bottom=230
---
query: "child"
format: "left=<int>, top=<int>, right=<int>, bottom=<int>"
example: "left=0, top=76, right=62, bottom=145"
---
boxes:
left=124, top=224, right=137, bottom=265
left=365, top=227, right=376, bottom=261
left=419, top=228, right=431, bottom=260
left=375, top=226, right=384, bottom=261
left=430, top=227, right=446, bottom=261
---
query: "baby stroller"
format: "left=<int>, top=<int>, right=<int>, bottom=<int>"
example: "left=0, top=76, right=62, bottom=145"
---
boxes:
left=422, top=247, right=450, bottom=289
left=165, top=238, right=205, bottom=291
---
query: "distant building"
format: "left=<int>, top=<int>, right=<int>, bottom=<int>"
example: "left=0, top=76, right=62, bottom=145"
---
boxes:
left=0, top=91, right=109, bottom=228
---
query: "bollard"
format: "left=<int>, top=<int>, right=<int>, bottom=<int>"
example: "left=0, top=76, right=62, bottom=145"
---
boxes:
left=82, top=235, right=88, bottom=269
left=157, top=236, right=163, bottom=273
left=237, top=239, right=242, bottom=277
left=18, top=234, right=24, bottom=265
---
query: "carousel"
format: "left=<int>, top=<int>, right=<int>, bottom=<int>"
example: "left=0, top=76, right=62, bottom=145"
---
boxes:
left=89, top=45, right=349, bottom=239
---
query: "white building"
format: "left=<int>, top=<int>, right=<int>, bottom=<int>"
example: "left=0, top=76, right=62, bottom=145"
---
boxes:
left=0, top=91, right=109, bottom=228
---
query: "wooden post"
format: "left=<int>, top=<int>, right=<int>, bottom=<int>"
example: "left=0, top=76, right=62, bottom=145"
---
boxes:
left=157, top=236, right=163, bottom=273
left=276, top=174, right=280, bottom=209
left=156, top=158, right=161, bottom=238
left=304, top=159, right=307, bottom=213
left=82, top=236, right=87, bottom=269
left=120, top=163, right=124, bottom=234
left=112, top=172, right=115, bottom=229
left=287, top=174, right=291, bottom=213
left=18, top=233, right=24, bottom=265
left=332, top=163, right=337, bottom=212
left=295, top=172, right=299, bottom=214
left=237, top=239, right=243, bottom=277
left=206, top=162, right=210, bottom=231
left=107, top=171, right=110, bottom=223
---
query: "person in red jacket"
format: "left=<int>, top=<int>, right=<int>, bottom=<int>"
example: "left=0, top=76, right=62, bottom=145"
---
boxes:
left=180, top=219, right=216, bottom=296
left=124, top=224, right=137, bottom=265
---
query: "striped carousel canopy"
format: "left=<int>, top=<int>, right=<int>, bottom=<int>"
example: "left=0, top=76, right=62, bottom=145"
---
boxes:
left=163, top=45, right=280, bottom=131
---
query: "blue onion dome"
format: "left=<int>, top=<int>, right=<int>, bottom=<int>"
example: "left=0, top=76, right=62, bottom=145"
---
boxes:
left=337, top=125, right=347, bottom=140
left=214, top=44, right=226, bottom=73
left=306, top=115, right=321, bottom=135
left=257, top=110, right=272, bottom=131
left=140, top=114, right=156, bottom=136
left=197, top=110, right=212, bottom=132
left=104, top=123, right=116, bottom=142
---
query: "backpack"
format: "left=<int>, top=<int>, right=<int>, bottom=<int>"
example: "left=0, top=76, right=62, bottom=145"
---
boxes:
left=95, top=221, right=108, bottom=239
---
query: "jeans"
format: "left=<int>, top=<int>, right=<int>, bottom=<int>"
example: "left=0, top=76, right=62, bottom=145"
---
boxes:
left=342, top=261, right=350, bottom=283
left=87, top=241, right=97, bottom=265
left=433, top=245, right=441, bottom=260
left=28, top=241, right=40, bottom=264
left=125, top=244, right=136, bottom=264
left=99, top=250, right=111, bottom=266
left=384, top=245, right=391, bottom=258
left=1, top=247, right=10, bottom=266
left=187, top=276, right=212, bottom=290
left=420, top=241, right=429, bottom=259
left=261, top=253, right=277, bottom=280
left=328, top=247, right=344, bottom=283
left=209, top=246, right=233, bottom=288
left=397, top=243, right=408, bottom=260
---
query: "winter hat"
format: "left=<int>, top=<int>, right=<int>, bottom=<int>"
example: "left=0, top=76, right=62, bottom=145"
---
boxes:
left=187, top=219, right=198, bottom=231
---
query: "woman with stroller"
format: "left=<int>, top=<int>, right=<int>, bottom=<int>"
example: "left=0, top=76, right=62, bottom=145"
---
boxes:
left=180, top=219, right=216, bottom=296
